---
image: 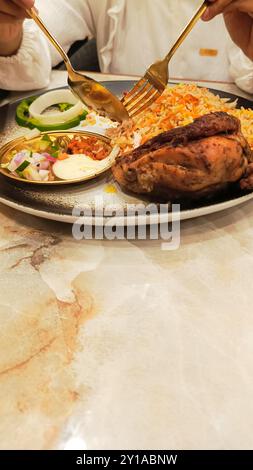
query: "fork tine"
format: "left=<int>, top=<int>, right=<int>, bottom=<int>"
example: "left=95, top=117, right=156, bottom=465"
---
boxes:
left=129, top=90, right=161, bottom=118
left=125, top=84, right=154, bottom=113
left=121, top=78, right=148, bottom=105
left=127, top=86, right=158, bottom=115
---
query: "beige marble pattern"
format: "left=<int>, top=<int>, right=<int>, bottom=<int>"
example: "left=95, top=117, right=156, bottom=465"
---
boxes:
left=0, top=73, right=253, bottom=450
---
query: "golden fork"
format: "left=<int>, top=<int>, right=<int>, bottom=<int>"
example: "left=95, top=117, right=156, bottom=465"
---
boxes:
left=122, top=0, right=210, bottom=118
left=26, top=7, right=129, bottom=122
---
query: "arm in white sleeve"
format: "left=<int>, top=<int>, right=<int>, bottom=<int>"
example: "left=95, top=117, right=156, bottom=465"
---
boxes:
left=0, top=0, right=94, bottom=91
left=0, top=20, right=51, bottom=91
left=228, top=41, right=253, bottom=94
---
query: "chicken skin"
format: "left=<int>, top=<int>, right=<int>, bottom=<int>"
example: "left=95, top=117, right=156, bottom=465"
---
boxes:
left=112, top=112, right=252, bottom=200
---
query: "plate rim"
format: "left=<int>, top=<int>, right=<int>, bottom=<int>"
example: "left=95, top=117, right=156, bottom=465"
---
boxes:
left=1, top=189, right=253, bottom=226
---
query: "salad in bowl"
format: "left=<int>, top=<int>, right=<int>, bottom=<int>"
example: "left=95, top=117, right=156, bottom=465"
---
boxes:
left=0, top=130, right=120, bottom=185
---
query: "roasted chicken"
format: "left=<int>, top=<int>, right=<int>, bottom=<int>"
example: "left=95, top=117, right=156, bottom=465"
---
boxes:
left=112, top=112, right=253, bottom=200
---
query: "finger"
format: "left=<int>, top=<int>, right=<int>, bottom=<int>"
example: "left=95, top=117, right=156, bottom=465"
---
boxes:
left=223, top=9, right=253, bottom=55
left=0, top=0, right=26, bottom=18
left=0, top=0, right=33, bottom=20
left=13, top=0, right=37, bottom=19
left=0, top=12, right=23, bottom=24
left=12, top=0, right=34, bottom=8
left=202, top=0, right=233, bottom=20
left=223, top=0, right=253, bottom=15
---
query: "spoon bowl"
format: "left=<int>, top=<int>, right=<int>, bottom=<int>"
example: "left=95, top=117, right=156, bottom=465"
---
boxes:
left=68, top=71, right=129, bottom=122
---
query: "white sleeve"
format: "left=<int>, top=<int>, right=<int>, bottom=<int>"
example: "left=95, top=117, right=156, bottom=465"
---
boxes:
left=0, top=0, right=94, bottom=91
left=228, top=42, right=253, bottom=95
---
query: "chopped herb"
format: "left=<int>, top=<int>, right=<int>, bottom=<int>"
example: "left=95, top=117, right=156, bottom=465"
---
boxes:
left=42, top=134, right=52, bottom=143
left=52, top=150, right=60, bottom=159
left=16, top=160, right=31, bottom=172
left=58, top=103, right=74, bottom=112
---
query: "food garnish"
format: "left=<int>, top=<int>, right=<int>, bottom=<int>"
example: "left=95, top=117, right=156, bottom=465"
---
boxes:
left=16, top=90, right=88, bottom=132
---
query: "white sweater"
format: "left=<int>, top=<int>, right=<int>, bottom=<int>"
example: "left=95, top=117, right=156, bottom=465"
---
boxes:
left=0, top=0, right=253, bottom=93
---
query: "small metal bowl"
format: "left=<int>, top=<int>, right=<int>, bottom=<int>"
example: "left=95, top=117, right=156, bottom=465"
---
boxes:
left=0, top=130, right=112, bottom=186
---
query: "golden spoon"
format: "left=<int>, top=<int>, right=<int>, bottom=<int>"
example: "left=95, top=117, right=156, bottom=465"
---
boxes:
left=26, top=7, right=129, bottom=123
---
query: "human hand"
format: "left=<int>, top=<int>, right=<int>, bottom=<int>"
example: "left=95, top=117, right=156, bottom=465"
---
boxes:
left=202, top=0, right=253, bottom=60
left=0, top=0, right=34, bottom=56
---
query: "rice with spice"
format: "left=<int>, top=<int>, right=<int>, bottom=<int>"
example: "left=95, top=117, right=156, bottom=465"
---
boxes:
left=108, top=83, right=253, bottom=153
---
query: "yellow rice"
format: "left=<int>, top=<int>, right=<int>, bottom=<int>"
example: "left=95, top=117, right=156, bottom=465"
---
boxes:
left=110, top=83, right=253, bottom=153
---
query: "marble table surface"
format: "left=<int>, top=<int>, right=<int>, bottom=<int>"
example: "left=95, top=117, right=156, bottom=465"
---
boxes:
left=1, top=71, right=253, bottom=450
